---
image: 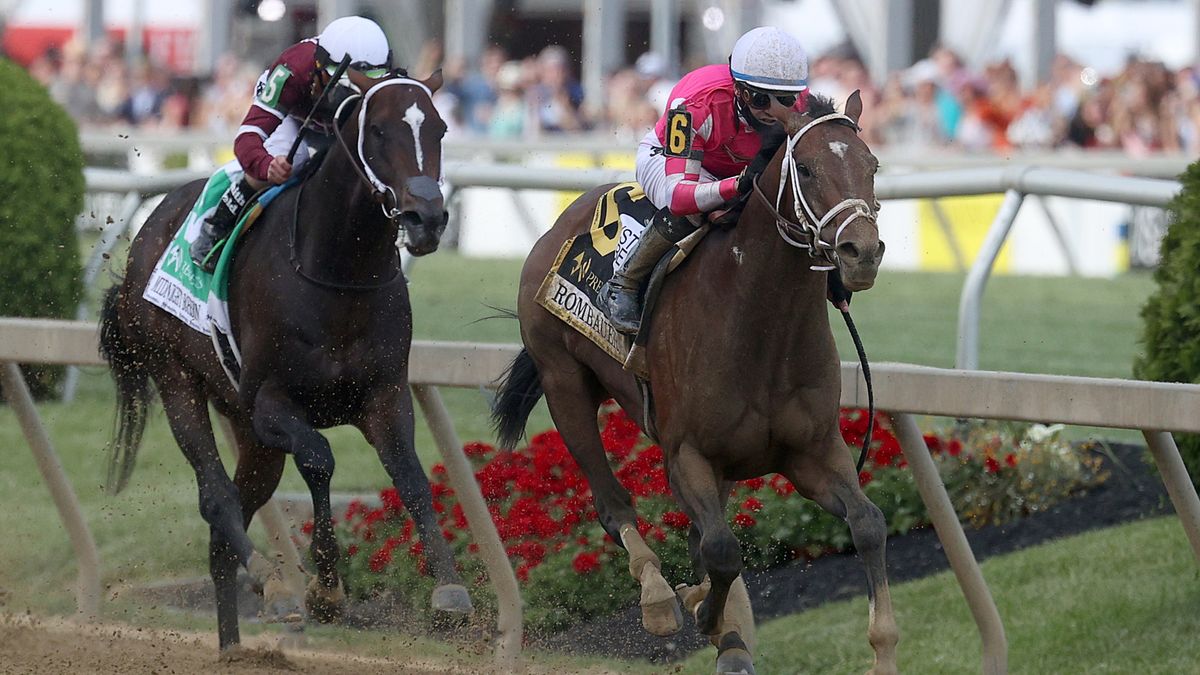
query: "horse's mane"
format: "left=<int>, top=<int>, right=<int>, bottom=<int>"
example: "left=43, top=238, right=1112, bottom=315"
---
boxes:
left=783, top=93, right=856, bottom=135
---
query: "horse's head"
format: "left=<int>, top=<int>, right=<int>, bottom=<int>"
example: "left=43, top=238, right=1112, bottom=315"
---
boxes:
left=766, top=91, right=884, bottom=291
left=343, top=69, right=448, bottom=256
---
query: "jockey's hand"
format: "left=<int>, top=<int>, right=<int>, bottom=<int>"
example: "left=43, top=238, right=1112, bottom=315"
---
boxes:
left=828, top=269, right=853, bottom=309
left=736, top=167, right=755, bottom=195
left=267, top=155, right=293, bottom=184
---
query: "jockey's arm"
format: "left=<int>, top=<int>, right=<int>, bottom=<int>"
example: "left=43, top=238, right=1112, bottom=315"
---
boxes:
left=660, top=104, right=740, bottom=217
left=234, top=43, right=315, bottom=184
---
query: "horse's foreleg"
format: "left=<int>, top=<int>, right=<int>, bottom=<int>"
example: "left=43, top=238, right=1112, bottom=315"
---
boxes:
left=252, top=385, right=341, bottom=618
left=667, top=446, right=742, bottom=636
left=541, top=370, right=681, bottom=636
left=359, top=386, right=471, bottom=615
left=786, top=447, right=899, bottom=675
left=227, top=426, right=311, bottom=620
left=158, top=377, right=263, bottom=649
left=669, top=445, right=755, bottom=674
left=684, top=507, right=757, bottom=655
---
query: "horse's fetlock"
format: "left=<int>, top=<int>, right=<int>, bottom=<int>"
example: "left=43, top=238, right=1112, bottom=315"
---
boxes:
left=849, top=500, right=887, bottom=554
left=701, top=533, right=741, bottom=583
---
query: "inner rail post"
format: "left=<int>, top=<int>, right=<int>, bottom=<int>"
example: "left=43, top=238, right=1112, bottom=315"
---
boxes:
left=892, top=412, right=1007, bottom=675
left=2, top=361, right=101, bottom=619
left=1142, top=430, right=1200, bottom=564
left=411, top=383, right=522, bottom=671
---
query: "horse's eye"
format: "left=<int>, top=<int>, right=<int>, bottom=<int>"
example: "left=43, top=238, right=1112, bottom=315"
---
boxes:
left=370, top=123, right=385, bottom=138
left=797, top=163, right=813, bottom=178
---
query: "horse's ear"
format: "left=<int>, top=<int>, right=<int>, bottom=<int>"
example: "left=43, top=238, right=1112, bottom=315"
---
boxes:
left=347, top=69, right=374, bottom=93
left=845, top=89, right=864, bottom=126
left=421, top=68, right=444, bottom=94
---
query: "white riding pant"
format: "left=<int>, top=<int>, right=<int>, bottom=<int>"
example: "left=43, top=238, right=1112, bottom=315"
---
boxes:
left=614, top=131, right=717, bottom=272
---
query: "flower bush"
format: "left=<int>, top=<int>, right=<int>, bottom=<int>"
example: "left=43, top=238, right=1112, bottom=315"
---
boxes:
left=325, top=406, right=1106, bottom=633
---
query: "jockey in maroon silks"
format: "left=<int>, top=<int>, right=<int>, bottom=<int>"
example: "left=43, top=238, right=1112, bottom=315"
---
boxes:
left=191, top=15, right=393, bottom=271
left=599, top=26, right=811, bottom=334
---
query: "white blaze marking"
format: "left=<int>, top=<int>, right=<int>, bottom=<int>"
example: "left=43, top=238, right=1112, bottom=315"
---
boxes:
left=403, top=103, right=426, bottom=171
left=830, top=140, right=849, bottom=158
left=731, top=246, right=744, bottom=265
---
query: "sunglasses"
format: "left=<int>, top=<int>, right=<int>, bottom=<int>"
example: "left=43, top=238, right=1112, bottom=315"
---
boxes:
left=746, top=88, right=799, bottom=110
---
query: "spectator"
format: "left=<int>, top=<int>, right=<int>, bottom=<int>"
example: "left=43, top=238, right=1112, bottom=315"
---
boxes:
left=528, top=45, right=586, bottom=134
left=488, top=61, right=526, bottom=138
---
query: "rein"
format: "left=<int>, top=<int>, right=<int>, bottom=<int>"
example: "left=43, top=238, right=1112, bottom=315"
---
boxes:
left=285, top=76, right=435, bottom=291
left=750, top=112, right=879, bottom=473
left=288, top=178, right=403, bottom=290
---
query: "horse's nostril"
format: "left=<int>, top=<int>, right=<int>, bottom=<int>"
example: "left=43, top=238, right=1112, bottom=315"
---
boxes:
left=838, top=242, right=861, bottom=261
left=875, top=240, right=886, bottom=260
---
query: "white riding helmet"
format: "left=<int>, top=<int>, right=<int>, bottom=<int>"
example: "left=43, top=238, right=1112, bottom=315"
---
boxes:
left=317, top=16, right=392, bottom=76
left=730, top=26, right=809, bottom=92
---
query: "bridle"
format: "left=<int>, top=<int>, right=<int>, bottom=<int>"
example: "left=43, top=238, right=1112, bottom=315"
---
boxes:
left=287, top=76, right=437, bottom=291
left=750, top=112, right=878, bottom=271
left=331, top=77, right=435, bottom=227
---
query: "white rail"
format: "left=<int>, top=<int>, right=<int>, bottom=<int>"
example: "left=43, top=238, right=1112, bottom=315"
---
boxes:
left=3, top=317, right=1199, bottom=675
left=79, top=130, right=1193, bottom=177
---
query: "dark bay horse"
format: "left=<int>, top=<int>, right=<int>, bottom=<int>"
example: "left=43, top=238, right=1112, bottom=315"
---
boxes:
left=99, top=70, right=473, bottom=651
left=493, top=93, right=896, bottom=674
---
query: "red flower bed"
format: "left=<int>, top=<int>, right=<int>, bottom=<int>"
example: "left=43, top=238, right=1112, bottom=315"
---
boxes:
left=329, top=407, right=1104, bottom=632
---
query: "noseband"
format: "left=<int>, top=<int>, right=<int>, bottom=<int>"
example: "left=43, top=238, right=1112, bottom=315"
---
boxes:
left=331, top=77, right=435, bottom=225
left=750, top=113, right=877, bottom=271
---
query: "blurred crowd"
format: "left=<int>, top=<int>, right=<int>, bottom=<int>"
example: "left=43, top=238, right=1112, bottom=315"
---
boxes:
left=22, top=36, right=1200, bottom=156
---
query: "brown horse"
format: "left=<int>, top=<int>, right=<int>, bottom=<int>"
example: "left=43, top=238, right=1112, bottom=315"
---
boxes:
left=493, top=93, right=896, bottom=674
left=98, top=70, right=473, bottom=652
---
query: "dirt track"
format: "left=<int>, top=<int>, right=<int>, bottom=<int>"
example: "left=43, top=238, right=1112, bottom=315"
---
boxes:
left=0, top=614, right=609, bottom=675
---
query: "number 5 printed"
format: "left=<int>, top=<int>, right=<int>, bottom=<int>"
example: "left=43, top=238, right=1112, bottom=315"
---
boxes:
left=257, top=65, right=292, bottom=108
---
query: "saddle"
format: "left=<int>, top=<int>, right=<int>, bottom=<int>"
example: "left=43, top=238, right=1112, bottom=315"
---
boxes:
left=535, top=182, right=711, bottom=378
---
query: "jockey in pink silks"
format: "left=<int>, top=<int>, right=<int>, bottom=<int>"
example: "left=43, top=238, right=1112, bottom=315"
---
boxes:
left=599, top=26, right=811, bottom=334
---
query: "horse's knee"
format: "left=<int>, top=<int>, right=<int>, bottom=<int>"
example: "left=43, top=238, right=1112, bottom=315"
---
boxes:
left=199, top=481, right=242, bottom=528
left=847, top=498, right=887, bottom=555
left=700, top=528, right=742, bottom=584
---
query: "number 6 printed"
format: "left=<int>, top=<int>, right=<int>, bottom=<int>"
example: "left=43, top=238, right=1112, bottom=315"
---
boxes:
left=664, top=108, right=693, bottom=158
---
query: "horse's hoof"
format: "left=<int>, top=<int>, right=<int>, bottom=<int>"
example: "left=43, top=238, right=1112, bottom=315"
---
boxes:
left=641, top=593, right=684, bottom=636
left=431, top=583, right=473, bottom=614
left=715, top=632, right=755, bottom=675
left=261, top=575, right=305, bottom=624
left=305, top=578, right=346, bottom=624
left=715, top=647, right=756, bottom=675
left=639, top=564, right=682, bottom=636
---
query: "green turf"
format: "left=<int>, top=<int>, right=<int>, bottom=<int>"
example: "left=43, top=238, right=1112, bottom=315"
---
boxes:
left=679, top=516, right=1200, bottom=675
left=0, top=252, right=1168, bottom=659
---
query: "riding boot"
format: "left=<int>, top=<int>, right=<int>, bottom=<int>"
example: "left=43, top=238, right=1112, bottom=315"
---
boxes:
left=600, top=207, right=697, bottom=335
left=191, top=177, right=254, bottom=272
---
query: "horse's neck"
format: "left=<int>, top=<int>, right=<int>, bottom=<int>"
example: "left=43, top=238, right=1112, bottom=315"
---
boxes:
left=712, top=173, right=833, bottom=352
left=296, top=147, right=399, bottom=284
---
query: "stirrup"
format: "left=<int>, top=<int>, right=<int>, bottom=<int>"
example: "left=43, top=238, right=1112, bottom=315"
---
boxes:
left=600, top=281, right=643, bottom=334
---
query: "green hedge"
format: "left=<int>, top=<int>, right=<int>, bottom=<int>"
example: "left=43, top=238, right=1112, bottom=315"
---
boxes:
left=1134, top=159, right=1200, bottom=487
left=0, top=59, right=85, bottom=398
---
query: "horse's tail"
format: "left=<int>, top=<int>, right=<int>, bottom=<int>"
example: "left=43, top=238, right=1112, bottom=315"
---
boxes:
left=98, top=284, right=152, bottom=495
left=491, top=348, right=544, bottom=449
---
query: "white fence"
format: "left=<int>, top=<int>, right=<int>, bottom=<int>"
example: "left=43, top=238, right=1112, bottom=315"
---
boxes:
left=79, top=163, right=1182, bottom=374
left=4, top=317, right=1200, bottom=674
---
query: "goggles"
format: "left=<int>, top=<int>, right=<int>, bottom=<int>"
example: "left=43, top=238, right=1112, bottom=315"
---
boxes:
left=325, top=63, right=390, bottom=79
left=745, top=86, right=801, bottom=110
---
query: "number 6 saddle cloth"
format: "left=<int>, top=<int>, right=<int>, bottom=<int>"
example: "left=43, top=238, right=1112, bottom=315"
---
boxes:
left=535, top=182, right=710, bottom=375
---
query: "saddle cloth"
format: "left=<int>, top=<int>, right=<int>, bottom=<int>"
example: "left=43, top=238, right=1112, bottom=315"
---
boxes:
left=536, top=182, right=709, bottom=369
left=143, top=161, right=295, bottom=384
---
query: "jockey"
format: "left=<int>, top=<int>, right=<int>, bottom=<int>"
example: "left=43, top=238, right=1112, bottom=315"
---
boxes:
left=191, top=15, right=393, bottom=271
left=599, top=26, right=810, bottom=334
